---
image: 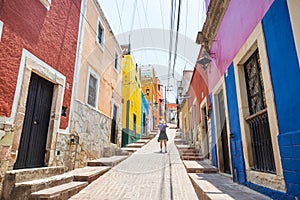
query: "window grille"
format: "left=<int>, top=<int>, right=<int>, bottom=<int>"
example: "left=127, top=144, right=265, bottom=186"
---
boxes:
left=244, top=50, right=276, bottom=173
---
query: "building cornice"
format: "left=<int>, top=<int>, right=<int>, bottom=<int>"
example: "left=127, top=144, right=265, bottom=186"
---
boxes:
left=196, top=0, right=230, bottom=51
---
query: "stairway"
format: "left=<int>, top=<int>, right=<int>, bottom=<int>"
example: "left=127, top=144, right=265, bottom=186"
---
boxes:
left=121, top=137, right=152, bottom=153
left=1, top=165, right=112, bottom=200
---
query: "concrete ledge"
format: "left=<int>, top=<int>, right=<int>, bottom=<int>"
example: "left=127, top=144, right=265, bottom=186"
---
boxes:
left=184, top=160, right=218, bottom=173
left=6, top=173, right=74, bottom=200
left=126, top=143, right=144, bottom=148
left=189, top=173, right=270, bottom=200
left=68, top=166, right=110, bottom=183
left=135, top=139, right=150, bottom=144
left=88, top=156, right=128, bottom=167
left=182, top=156, right=205, bottom=161
left=120, top=147, right=139, bottom=153
left=2, top=166, right=66, bottom=200
left=30, top=181, right=88, bottom=200
left=7, top=166, right=65, bottom=183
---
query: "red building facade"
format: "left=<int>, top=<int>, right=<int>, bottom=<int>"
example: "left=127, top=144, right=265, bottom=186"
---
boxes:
left=0, top=0, right=82, bottom=178
left=187, top=63, right=210, bottom=157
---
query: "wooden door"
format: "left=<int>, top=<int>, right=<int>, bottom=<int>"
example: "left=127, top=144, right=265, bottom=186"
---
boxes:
left=217, top=90, right=231, bottom=174
left=14, top=73, right=54, bottom=169
left=110, top=105, right=118, bottom=144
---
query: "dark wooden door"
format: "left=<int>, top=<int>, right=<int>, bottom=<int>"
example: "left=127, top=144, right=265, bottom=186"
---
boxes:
left=133, top=114, right=137, bottom=140
left=110, top=105, right=118, bottom=143
left=14, top=73, right=54, bottom=169
left=217, top=90, right=231, bottom=174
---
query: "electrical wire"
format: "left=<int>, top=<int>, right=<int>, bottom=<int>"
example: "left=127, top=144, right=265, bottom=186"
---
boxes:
left=183, top=0, right=189, bottom=71
left=172, top=0, right=182, bottom=76
left=140, top=0, right=160, bottom=66
left=168, top=0, right=176, bottom=91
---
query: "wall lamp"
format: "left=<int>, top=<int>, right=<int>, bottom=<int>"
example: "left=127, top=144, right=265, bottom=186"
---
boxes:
left=197, top=53, right=212, bottom=70
left=146, top=88, right=150, bottom=96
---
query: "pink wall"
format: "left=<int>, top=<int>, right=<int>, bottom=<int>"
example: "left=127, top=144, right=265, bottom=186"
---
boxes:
left=206, top=0, right=274, bottom=92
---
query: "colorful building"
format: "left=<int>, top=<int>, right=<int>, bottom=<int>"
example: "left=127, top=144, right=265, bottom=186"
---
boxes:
left=140, top=65, right=157, bottom=131
left=154, top=77, right=164, bottom=126
left=122, top=54, right=142, bottom=146
left=178, top=70, right=193, bottom=141
left=198, top=0, right=300, bottom=198
left=141, top=92, right=149, bottom=137
left=69, top=0, right=123, bottom=168
left=0, top=0, right=81, bottom=192
left=185, top=63, right=210, bottom=158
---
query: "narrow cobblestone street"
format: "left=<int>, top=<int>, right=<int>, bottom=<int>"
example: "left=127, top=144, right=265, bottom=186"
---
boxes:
left=70, top=126, right=199, bottom=200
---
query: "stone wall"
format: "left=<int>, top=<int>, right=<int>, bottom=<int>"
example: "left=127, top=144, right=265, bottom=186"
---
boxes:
left=0, top=123, right=14, bottom=196
left=67, top=100, right=112, bottom=169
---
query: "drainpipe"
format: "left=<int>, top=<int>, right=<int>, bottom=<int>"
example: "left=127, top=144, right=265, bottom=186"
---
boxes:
left=67, top=0, right=87, bottom=133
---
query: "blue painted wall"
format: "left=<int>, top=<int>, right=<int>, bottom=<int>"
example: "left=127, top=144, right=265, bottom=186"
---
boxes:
left=141, top=92, right=149, bottom=135
left=262, top=0, right=300, bottom=198
left=209, top=94, right=218, bottom=168
left=224, top=64, right=246, bottom=184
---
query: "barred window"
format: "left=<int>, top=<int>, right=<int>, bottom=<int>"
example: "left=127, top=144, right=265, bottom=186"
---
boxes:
left=87, top=74, right=98, bottom=107
left=244, top=49, right=276, bottom=173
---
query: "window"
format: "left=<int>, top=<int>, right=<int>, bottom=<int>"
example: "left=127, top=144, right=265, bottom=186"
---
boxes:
left=233, top=22, right=284, bottom=190
left=97, top=20, right=104, bottom=46
left=244, top=50, right=276, bottom=173
left=86, top=68, right=99, bottom=108
left=114, top=51, right=118, bottom=70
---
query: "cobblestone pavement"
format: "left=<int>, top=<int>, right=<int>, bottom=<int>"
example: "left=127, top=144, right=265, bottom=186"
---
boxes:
left=70, top=126, right=199, bottom=200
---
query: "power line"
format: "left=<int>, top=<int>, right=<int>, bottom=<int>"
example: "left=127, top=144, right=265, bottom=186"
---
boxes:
left=168, top=0, right=176, bottom=89
left=183, top=0, right=189, bottom=71
left=172, top=0, right=182, bottom=76
left=140, top=0, right=160, bottom=66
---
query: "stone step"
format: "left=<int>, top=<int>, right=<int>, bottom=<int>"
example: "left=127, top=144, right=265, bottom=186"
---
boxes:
left=183, top=160, right=218, bottom=173
left=174, top=139, right=188, bottom=145
left=7, top=173, right=74, bottom=200
left=5, top=166, right=65, bottom=184
left=181, top=156, right=205, bottom=161
left=181, top=152, right=203, bottom=156
left=120, top=147, right=139, bottom=153
left=189, top=173, right=270, bottom=200
left=141, top=136, right=152, bottom=140
left=126, top=143, right=144, bottom=148
left=176, top=144, right=195, bottom=150
left=30, top=181, right=88, bottom=200
left=180, top=150, right=201, bottom=154
left=88, top=156, right=128, bottom=167
left=67, top=166, right=111, bottom=183
left=135, top=139, right=150, bottom=144
left=114, top=148, right=130, bottom=156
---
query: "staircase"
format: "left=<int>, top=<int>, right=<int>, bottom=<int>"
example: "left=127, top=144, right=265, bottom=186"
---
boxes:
left=2, top=159, right=123, bottom=199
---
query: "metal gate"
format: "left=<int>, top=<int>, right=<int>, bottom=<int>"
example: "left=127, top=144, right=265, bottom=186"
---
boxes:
left=14, top=73, right=54, bottom=169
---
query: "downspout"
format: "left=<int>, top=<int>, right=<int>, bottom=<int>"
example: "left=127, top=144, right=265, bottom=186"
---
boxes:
left=67, top=0, right=87, bottom=133
left=68, top=0, right=87, bottom=170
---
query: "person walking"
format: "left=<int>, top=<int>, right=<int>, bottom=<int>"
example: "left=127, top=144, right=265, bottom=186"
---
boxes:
left=158, top=120, right=168, bottom=153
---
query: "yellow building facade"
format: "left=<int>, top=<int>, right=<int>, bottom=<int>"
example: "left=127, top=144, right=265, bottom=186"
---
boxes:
left=122, top=54, right=142, bottom=146
left=181, top=99, right=190, bottom=141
